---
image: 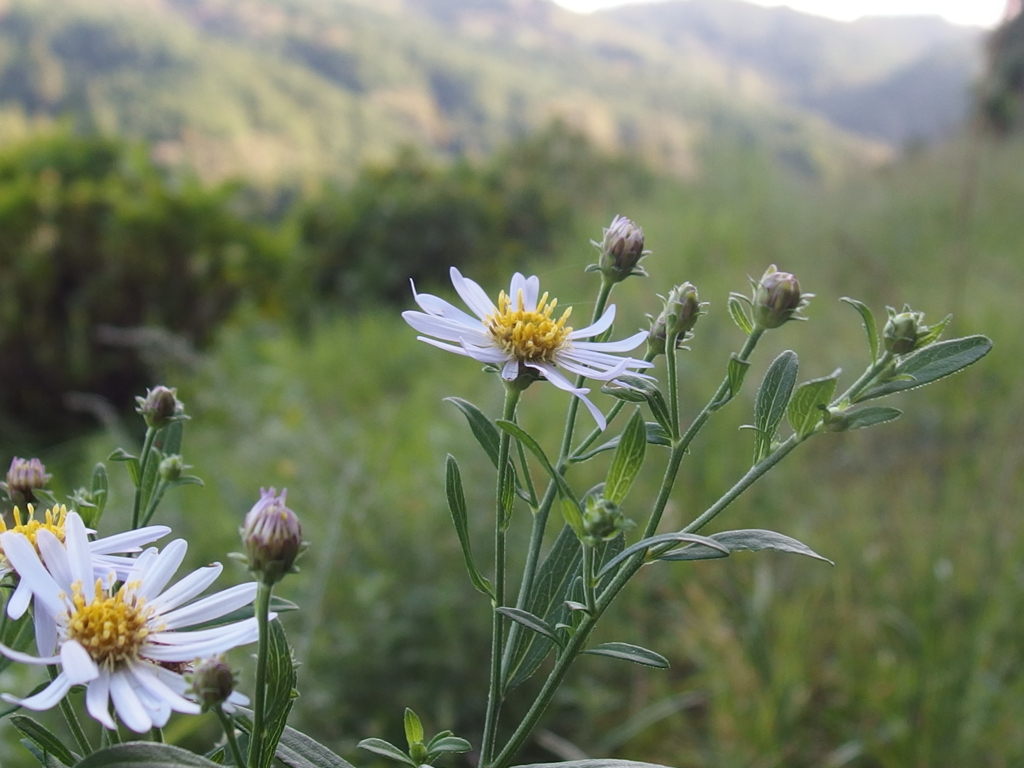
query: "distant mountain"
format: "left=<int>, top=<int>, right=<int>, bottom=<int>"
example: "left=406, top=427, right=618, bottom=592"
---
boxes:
left=601, top=0, right=983, bottom=144
left=0, top=0, right=982, bottom=182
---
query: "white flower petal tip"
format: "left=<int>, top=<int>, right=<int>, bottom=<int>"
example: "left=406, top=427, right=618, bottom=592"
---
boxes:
left=1, top=512, right=262, bottom=731
left=404, top=269, right=654, bottom=426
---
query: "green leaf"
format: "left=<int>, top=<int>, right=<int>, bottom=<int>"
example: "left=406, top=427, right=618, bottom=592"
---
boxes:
left=497, top=607, right=561, bottom=644
left=753, top=350, right=799, bottom=462
left=571, top=423, right=670, bottom=463
left=603, top=410, right=647, bottom=506
left=271, top=723, right=358, bottom=768
left=841, top=297, right=879, bottom=362
left=11, top=716, right=77, bottom=766
left=500, top=460, right=516, bottom=529
left=90, top=463, right=108, bottom=518
left=583, top=642, right=670, bottom=669
left=561, top=498, right=585, bottom=541
left=358, top=739, right=415, bottom=766
left=444, top=456, right=494, bottom=599
left=712, top=354, right=751, bottom=409
left=503, top=525, right=582, bottom=691
left=513, top=761, right=674, bottom=768
left=856, top=335, right=993, bottom=402
left=0, top=609, right=34, bottom=675
left=250, top=619, right=298, bottom=768
left=426, top=736, right=472, bottom=760
left=154, top=420, right=184, bottom=457
left=73, top=742, right=222, bottom=767
left=728, top=294, right=754, bottom=335
left=598, top=532, right=729, bottom=577
left=787, top=370, right=840, bottom=439
left=404, top=709, right=424, bottom=748
left=495, top=420, right=579, bottom=507
left=185, top=595, right=299, bottom=631
left=445, top=397, right=501, bottom=466
left=108, top=449, right=141, bottom=487
left=711, top=529, right=832, bottom=564
left=600, top=376, right=671, bottom=433
left=843, top=406, right=903, bottom=429
left=164, top=476, right=204, bottom=492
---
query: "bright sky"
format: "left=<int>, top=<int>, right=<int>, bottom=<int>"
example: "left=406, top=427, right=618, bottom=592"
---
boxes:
left=550, top=0, right=1009, bottom=28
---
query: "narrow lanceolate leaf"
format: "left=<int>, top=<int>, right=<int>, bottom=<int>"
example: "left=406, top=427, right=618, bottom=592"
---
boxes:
left=404, top=709, right=424, bottom=748
left=843, top=406, right=903, bottom=430
left=753, top=350, right=799, bottom=462
left=0, top=610, right=34, bottom=675
left=571, top=423, right=670, bottom=463
left=583, top=642, right=670, bottom=669
left=73, top=743, right=223, bottom=767
left=503, top=525, right=582, bottom=691
left=497, top=607, right=561, bottom=644
left=713, top=354, right=751, bottom=409
left=252, top=619, right=298, bottom=768
left=841, top=297, right=879, bottom=362
left=272, top=724, right=358, bottom=768
left=10, top=715, right=77, bottom=766
left=426, top=736, right=473, bottom=760
left=155, top=419, right=184, bottom=457
left=728, top=294, right=754, bottom=335
left=601, top=375, right=672, bottom=433
left=496, top=420, right=579, bottom=506
left=856, top=335, right=993, bottom=402
left=90, top=462, right=109, bottom=518
left=445, top=397, right=500, bottom=466
left=713, top=529, right=832, bottom=564
left=358, top=739, right=416, bottom=766
left=107, top=449, right=141, bottom=487
left=445, top=456, right=494, bottom=598
left=561, top=498, right=585, bottom=541
left=604, top=409, right=647, bottom=506
left=787, top=370, right=840, bottom=439
left=513, top=761, right=674, bottom=768
left=598, top=532, right=729, bottom=577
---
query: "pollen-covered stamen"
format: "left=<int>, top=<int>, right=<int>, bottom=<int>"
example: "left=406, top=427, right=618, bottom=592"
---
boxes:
left=0, top=505, right=68, bottom=564
left=65, top=580, right=154, bottom=668
left=484, top=289, right=573, bottom=363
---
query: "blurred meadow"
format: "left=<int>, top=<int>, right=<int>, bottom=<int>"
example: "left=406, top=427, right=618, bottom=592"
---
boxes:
left=1, top=0, right=1023, bottom=766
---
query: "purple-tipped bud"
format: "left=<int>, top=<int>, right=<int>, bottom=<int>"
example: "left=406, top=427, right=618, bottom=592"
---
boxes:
left=241, top=487, right=305, bottom=585
left=135, top=386, right=183, bottom=429
left=590, top=215, right=649, bottom=283
left=883, top=307, right=928, bottom=355
left=752, top=265, right=810, bottom=330
left=5, top=458, right=51, bottom=503
left=188, top=657, right=237, bottom=712
left=647, top=283, right=704, bottom=358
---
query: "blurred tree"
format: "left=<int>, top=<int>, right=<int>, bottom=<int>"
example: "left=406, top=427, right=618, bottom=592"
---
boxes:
left=0, top=131, right=285, bottom=448
left=978, top=1, right=1024, bottom=134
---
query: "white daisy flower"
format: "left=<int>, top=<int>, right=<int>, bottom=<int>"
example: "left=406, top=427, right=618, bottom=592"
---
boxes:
left=403, top=267, right=653, bottom=429
left=0, top=512, right=264, bottom=733
left=0, top=504, right=171, bottom=657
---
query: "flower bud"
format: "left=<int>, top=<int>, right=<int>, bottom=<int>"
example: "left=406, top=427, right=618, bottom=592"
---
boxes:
left=581, top=496, right=633, bottom=546
left=647, top=283, right=705, bottom=358
left=188, top=657, right=238, bottom=712
left=5, top=457, right=51, bottom=503
left=241, top=487, right=305, bottom=585
left=159, top=455, right=185, bottom=482
left=589, top=215, right=649, bottom=283
left=135, top=386, right=183, bottom=429
left=883, top=306, right=930, bottom=355
left=752, top=265, right=810, bottom=330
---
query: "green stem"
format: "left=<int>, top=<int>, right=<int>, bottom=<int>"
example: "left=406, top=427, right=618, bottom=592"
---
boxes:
left=665, top=331, right=682, bottom=439
left=48, top=665, right=92, bottom=755
left=581, top=544, right=597, bottom=614
left=248, top=581, right=273, bottom=766
left=479, top=387, right=521, bottom=765
left=217, top=708, right=248, bottom=768
left=151, top=727, right=163, bottom=743
left=131, top=427, right=157, bottom=530
left=835, top=351, right=895, bottom=405
left=139, top=479, right=168, bottom=529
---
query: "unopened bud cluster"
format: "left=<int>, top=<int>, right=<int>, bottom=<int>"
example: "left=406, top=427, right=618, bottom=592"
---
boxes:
left=648, top=282, right=704, bottom=357
left=588, top=215, right=650, bottom=283
left=752, top=265, right=810, bottom=330
left=188, top=657, right=238, bottom=712
left=5, top=457, right=51, bottom=503
left=135, top=386, right=186, bottom=429
left=241, top=487, right=305, bottom=585
left=582, top=496, right=633, bottom=546
left=883, top=305, right=931, bottom=355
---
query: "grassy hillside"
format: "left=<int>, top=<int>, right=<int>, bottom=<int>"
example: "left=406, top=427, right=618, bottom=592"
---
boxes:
left=0, top=0, right=974, bottom=183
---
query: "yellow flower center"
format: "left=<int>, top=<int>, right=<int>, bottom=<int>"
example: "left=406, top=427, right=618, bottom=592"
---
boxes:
left=0, top=505, right=68, bottom=565
left=484, top=289, right=572, bottom=363
left=65, top=581, right=154, bottom=668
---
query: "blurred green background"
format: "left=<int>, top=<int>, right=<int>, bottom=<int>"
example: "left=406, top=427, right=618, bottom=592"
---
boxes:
left=1, top=0, right=1022, bottom=766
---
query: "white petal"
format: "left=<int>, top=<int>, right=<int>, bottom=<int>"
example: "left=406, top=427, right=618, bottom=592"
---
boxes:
left=36, top=529, right=73, bottom=590
left=147, top=564, right=223, bottom=613
left=145, top=620, right=262, bottom=661
left=109, top=670, right=152, bottom=733
left=403, top=312, right=489, bottom=344
left=413, top=290, right=480, bottom=327
left=60, top=640, right=99, bottom=685
left=148, top=616, right=261, bottom=647
left=572, top=329, right=651, bottom=353
left=568, top=304, right=617, bottom=340
left=458, top=342, right=509, bottom=363
left=86, top=670, right=116, bottom=730
left=501, top=360, right=520, bottom=380
left=0, top=640, right=59, bottom=665
left=131, top=663, right=201, bottom=715
left=3, top=671, right=73, bottom=711
left=159, top=583, right=258, bottom=630
left=574, top=390, right=608, bottom=431
left=0, top=532, right=65, bottom=618
left=64, top=513, right=95, bottom=596
left=450, top=267, right=496, bottom=319
left=34, top=601, right=59, bottom=658
left=555, top=354, right=632, bottom=382
left=523, top=275, right=540, bottom=311
left=92, top=555, right=140, bottom=583
left=90, top=525, right=171, bottom=555
left=533, top=362, right=586, bottom=395
left=8, top=579, right=32, bottom=619
left=137, top=539, right=188, bottom=601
